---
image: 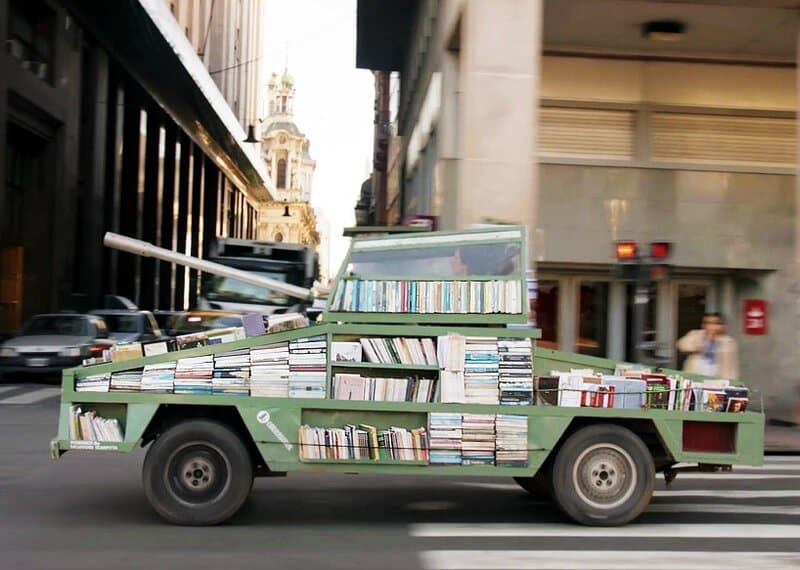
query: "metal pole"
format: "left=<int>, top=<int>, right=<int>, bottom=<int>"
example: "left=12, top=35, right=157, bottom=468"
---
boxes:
left=633, top=263, right=648, bottom=365
left=103, top=232, right=313, bottom=302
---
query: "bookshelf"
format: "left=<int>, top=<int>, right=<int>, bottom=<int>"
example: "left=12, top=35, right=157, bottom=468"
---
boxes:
left=331, top=362, right=439, bottom=372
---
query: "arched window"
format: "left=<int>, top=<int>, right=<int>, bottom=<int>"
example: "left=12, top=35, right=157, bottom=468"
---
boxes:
left=276, top=159, right=287, bottom=189
left=275, top=232, right=284, bottom=242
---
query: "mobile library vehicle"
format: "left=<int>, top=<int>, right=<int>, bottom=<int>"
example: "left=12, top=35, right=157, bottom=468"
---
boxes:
left=51, top=226, right=764, bottom=526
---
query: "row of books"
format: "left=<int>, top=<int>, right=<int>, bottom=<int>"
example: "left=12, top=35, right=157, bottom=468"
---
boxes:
left=331, top=373, right=437, bottom=403
left=298, top=424, right=429, bottom=462
left=331, top=338, right=438, bottom=366
left=75, top=336, right=328, bottom=399
left=429, top=413, right=528, bottom=467
left=80, top=314, right=310, bottom=367
left=69, top=406, right=124, bottom=442
left=330, top=279, right=524, bottom=315
left=535, top=368, right=749, bottom=412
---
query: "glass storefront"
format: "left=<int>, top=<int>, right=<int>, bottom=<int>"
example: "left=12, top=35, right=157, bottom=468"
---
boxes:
left=577, top=281, right=609, bottom=357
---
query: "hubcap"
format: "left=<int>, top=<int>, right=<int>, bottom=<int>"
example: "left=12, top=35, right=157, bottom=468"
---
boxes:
left=572, top=443, right=637, bottom=510
left=165, top=443, right=231, bottom=507
left=181, top=458, right=215, bottom=491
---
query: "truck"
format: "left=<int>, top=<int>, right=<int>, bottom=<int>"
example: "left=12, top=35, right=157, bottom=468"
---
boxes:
left=51, top=226, right=764, bottom=527
left=199, top=237, right=318, bottom=316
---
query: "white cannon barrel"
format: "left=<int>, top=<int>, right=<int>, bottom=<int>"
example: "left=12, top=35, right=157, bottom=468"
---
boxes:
left=103, top=232, right=313, bottom=301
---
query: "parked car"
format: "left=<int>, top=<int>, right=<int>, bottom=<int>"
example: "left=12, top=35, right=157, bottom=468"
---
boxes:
left=0, top=313, right=115, bottom=380
left=169, top=310, right=245, bottom=336
left=89, top=309, right=166, bottom=343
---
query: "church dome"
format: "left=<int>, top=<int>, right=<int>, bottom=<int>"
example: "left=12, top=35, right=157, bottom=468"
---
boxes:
left=281, top=69, right=294, bottom=87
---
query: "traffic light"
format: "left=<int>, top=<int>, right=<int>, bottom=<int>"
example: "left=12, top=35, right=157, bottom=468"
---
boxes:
left=612, top=241, right=673, bottom=283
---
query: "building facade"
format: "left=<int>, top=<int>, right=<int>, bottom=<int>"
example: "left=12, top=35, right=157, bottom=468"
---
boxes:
left=167, top=0, right=264, bottom=135
left=0, top=0, right=272, bottom=335
left=258, top=70, right=319, bottom=247
left=356, top=0, right=800, bottom=417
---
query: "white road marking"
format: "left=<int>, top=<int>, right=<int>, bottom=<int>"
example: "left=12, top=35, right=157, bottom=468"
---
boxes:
left=0, top=385, right=20, bottom=394
left=647, top=503, right=800, bottom=516
left=654, top=490, right=800, bottom=499
left=673, top=473, right=800, bottom=480
left=0, top=387, right=61, bottom=405
left=410, top=523, right=800, bottom=539
left=419, top=550, right=800, bottom=570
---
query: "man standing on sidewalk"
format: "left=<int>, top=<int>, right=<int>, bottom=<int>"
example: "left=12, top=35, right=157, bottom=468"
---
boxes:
left=677, top=312, right=739, bottom=380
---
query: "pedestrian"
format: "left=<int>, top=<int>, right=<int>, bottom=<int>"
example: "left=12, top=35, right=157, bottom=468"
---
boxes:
left=677, top=312, right=739, bottom=380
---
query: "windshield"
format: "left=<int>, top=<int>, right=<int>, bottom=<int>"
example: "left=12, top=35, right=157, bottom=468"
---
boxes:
left=173, top=315, right=244, bottom=335
left=204, top=271, right=292, bottom=305
left=96, top=315, right=140, bottom=334
left=22, top=316, right=89, bottom=336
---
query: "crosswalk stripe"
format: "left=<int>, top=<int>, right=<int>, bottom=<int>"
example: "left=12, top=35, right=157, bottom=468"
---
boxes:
left=410, top=523, right=800, bottom=538
left=418, top=550, right=800, bottom=570
left=654, top=490, right=800, bottom=499
left=0, top=387, right=61, bottom=405
left=0, top=385, right=19, bottom=395
left=673, top=473, right=800, bottom=480
left=647, top=504, right=800, bottom=516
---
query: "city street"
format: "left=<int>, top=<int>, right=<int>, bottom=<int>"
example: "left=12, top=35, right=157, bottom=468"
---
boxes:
left=2, top=382, right=798, bottom=570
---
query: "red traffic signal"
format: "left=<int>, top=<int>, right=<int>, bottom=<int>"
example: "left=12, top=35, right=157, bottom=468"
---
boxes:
left=615, top=242, right=638, bottom=261
left=650, top=242, right=672, bottom=260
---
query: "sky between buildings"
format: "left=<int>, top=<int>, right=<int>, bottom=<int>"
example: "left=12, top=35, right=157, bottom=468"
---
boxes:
left=263, top=0, right=375, bottom=277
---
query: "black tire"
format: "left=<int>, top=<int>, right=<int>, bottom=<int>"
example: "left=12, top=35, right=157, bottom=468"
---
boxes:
left=143, top=419, right=253, bottom=525
left=550, top=424, right=654, bottom=526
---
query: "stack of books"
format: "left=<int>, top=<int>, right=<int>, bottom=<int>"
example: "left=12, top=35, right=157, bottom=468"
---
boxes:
left=429, top=413, right=463, bottom=465
left=75, top=374, right=111, bottom=392
left=331, top=279, right=523, bottom=315
left=461, top=414, right=496, bottom=465
left=69, top=406, right=124, bottom=442
left=498, top=338, right=533, bottom=405
left=250, top=342, right=290, bottom=398
left=463, top=337, right=500, bottom=405
left=495, top=414, right=528, bottom=467
left=174, top=356, right=214, bottom=395
left=110, top=370, right=142, bottom=392
left=288, top=336, right=327, bottom=398
left=438, top=334, right=466, bottom=403
left=212, top=349, right=251, bottom=396
left=331, top=373, right=437, bottom=402
left=141, top=362, right=175, bottom=393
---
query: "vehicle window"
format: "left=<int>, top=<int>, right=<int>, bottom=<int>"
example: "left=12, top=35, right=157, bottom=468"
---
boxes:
left=205, top=270, right=291, bottom=305
left=22, top=316, right=89, bottom=336
left=144, top=315, right=157, bottom=334
left=346, top=242, right=521, bottom=278
left=175, top=315, right=244, bottom=334
left=99, top=314, right=141, bottom=333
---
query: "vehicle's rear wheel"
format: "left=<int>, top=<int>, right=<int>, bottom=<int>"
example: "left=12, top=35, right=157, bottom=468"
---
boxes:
left=550, top=424, right=654, bottom=526
left=143, top=419, right=253, bottom=525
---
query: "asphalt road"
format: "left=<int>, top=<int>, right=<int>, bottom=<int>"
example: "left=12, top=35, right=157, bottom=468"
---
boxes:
left=1, top=382, right=799, bottom=570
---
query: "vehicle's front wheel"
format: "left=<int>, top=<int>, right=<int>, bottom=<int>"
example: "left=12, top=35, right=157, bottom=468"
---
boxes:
left=550, top=424, right=654, bottom=526
left=143, top=419, right=253, bottom=525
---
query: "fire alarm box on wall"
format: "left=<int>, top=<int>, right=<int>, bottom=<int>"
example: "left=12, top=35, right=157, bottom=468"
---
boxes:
left=743, top=300, right=767, bottom=335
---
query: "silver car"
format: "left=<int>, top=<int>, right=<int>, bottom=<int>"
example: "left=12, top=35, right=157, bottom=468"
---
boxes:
left=0, top=314, right=115, bottom=380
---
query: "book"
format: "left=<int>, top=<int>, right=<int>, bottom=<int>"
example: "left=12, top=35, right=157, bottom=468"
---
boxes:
left=600, top=376, right=646, bottom=409
left=69, top=406, right=124, bottom=442
left=331, top=342, right=362, bottom=362
left=702, top=389, right=728, bottom=412
left=110, top=342, right=143, bottom=362
left=496, top=414, right=528, bottom=467
left=242, top=313, right=267, bottom=337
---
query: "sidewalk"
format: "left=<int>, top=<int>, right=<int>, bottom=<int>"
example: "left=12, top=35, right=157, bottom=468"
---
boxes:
left=765, top=420, right=800, bottom=453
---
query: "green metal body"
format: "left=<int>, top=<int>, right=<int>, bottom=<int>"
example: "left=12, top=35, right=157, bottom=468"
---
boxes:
left=52, top=226, right=765, bottom=474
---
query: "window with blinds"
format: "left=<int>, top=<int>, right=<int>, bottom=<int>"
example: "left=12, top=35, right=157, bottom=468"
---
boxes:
left=651, top=112, right=795, bottom=167
left=539, top=107, right=635, bottom=160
